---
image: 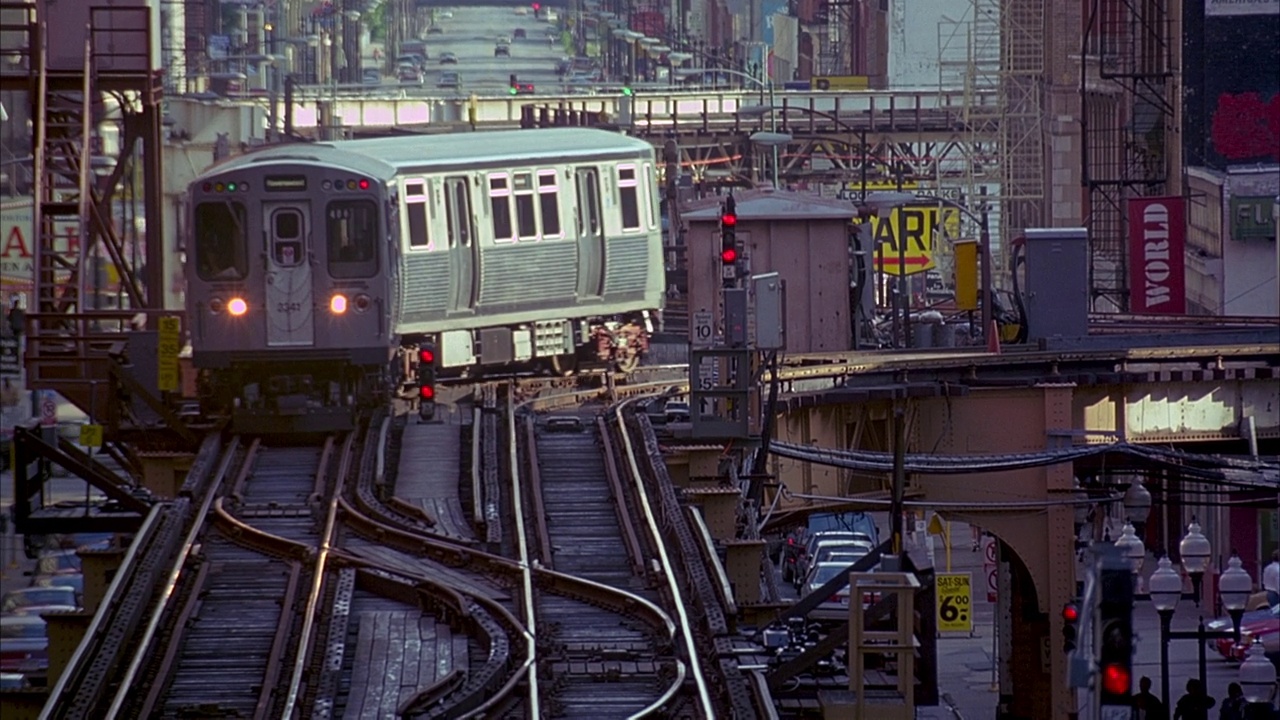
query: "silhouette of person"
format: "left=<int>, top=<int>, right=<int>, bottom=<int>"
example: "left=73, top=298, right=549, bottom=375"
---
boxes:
left=1220, top=683, right=1246, bottom=720
left=1174, top=678, right=1216, bottom=720
left=1133, top=676, right=1168, bottom=720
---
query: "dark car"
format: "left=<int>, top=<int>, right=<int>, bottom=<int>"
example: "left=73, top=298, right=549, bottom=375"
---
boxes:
left=514, top=28, right=527, bottom=39
left=495, top=44, right=510, bottom=57
left=439, top=52, right=458, bottom=65
left=426, top=25, right=443, bottom=34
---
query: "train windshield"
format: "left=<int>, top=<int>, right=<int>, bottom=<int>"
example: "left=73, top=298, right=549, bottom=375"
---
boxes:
left=327, top=200, right=378, bottom=278
left=194, top=202, right=249, bottom=281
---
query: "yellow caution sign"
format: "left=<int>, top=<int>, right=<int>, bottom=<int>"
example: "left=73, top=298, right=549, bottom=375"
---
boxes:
left=79, top=424, right=103, bottom=448
left=811, top=75, right=869, bottom=91
left=157, top=316, right=180, bottom=393
left=936, top=573, right=972, bottom=633
left=870, top=205, right=960, bottom=276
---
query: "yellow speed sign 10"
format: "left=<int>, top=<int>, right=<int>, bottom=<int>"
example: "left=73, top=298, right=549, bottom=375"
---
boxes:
left=936, top=572, right=972, bottom=633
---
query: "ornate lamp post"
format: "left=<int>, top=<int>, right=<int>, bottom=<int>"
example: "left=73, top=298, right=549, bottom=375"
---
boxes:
left=1149, top=555, right=1183, bottom=708
left=1115, top=521, right=1146, bottom=585
left=1122, top=476, right=1152, bottom=535
left=1219, top=554, right=1254, bottom=643
left=1179, top=519, right=1211, bottom=606
left=1239, top=639, right=1278, bottom=707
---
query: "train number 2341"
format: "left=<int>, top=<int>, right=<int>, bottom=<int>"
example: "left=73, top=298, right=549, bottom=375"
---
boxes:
left=276, top=301, right=303, bottom=313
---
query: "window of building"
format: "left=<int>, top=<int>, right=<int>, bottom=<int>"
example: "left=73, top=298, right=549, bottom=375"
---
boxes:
left=618, top=164, right=640, bottom=231
left=538, top=170, right=561, bottom=237
left=195, top=201, right=249, bottom=281
left=327, top=200, right=379, bottom=278
left=489, top=174, right=514, bottom=243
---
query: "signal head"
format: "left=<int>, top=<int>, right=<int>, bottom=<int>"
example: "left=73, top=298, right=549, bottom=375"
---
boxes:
left=720, top=247, right=738, bottom=264
left=419, top=347, right=435, bottom=365
left=721, top=212, right=737, bottom=227
left=1101, top=663, right=1130, bottom=696
left=1061, top=602, right=1079, bottom=623
left=419, top=385, right=435, bottom=400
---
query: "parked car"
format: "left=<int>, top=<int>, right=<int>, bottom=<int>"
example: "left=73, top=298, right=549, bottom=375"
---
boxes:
left=0, top=616, right=49, bottom=674
left=791, top=531, right=875, bottom=587
left=438, top=52, right=458, bottom=65
left=495, top=43, right=510, bottom=57
left=514, top=28, right=527, bottom=39
left=31, top=573, right=84, bottom=605
left=1215, top=605, right=1279, bottom=661
left=396, top=53, right=425, bottom=70
left=427, top=24, right=444, bottom=34
left=35, top=548, right=82, bottom=576
left=0, top=673, right=28, bottom=690
left=438, top=71, right=461, bottom=89
left=362, top=68, right=382, bottom=85
left=1, top=586, right=78, bottom=616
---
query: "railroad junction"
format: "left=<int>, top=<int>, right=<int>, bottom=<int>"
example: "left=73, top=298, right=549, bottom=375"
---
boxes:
left=4, top=328, right=1277, bottom=719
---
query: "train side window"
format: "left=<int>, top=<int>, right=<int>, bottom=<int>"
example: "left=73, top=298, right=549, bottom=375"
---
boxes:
left=574, top=168, right=600, bottom=236
left=513, top=173, right=538, bottom=241
left=537, top=170, right=561, bottom=237
left=643, top=163, right=657, bottom=228
left=195, top=201, right=248, bottom=281
left=327, top=199, right=379, bottom=278
left=617, top=165, right=640, bottom=232
left=444, top=177, right=472, bottom=248
left=488, top=174, right=514, bottom=244
left=404, top=180, right=431, bottom=250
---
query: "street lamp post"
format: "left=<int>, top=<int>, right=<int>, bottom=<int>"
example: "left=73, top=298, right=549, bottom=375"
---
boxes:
left=1180, top=519, right=1212, bottom=606
left=1239, top=639, right=1279, bottom=708
left=1123, top=476, right=1153, bottom=536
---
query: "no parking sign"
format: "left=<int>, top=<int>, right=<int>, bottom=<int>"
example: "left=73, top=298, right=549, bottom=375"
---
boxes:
left=39, top=391, right=56, bottom=427
left=982, top=535, right=997, bottom=602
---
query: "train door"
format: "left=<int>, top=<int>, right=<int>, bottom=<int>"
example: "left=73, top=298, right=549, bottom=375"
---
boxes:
left=573, top=167, right=605, bottom=298
left=444, top=176, right=477, bottom=311
left=262, top=203, right=315, bottom=347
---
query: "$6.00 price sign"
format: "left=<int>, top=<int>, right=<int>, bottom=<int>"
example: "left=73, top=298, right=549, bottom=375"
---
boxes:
left=936, top=573, right=972, bottom=633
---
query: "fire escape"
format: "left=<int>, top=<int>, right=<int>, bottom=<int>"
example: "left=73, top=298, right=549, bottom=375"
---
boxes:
left=2, top=0, right=192, bottom=534
left=1081, top=0, right=1173, bottom=311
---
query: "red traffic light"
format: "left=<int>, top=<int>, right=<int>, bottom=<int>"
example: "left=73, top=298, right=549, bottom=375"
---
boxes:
left=1061, top=603, right=1079, bottom=623
left=532, top=2, right=540, bottom=8
left=420, top=385, right=435, bottom=400
left=720, top=248, right=738, bottom=264
left=1101, top=663, right=1130, bottom=696
left=721, top=213, right=737, bottom=227
left=419, top=348, right=435, bottom=364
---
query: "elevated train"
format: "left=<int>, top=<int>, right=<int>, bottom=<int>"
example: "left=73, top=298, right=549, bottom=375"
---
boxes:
left=186, top=128, right=664, bottom=431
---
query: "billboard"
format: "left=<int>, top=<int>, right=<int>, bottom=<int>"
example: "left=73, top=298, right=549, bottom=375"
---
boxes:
left=871, top=205, right=961, bottom=276
left=1128, top=196, right=1187, bottom=314
left=1, top=197, right=87, bottom=311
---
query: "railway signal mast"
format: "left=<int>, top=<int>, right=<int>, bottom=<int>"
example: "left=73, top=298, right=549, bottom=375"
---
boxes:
left=417, top=343, right=437, bottom=422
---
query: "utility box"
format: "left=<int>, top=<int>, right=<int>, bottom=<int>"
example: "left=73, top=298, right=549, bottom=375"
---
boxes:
left=1023, top=228, right=1089, bottom=340
left=683, top=188, right=857, bottom=354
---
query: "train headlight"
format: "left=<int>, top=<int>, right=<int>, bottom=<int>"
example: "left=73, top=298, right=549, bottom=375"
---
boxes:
left=209, top=298, right=225, bottom=314
left=227, top=297, right=249, bottom=316
left=353, top=294, right=372, bottom=313
left=329, top=294, right=349, bottom=314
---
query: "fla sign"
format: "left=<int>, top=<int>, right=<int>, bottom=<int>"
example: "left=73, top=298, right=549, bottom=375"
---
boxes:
left=871, top=205, right=960, bottom=276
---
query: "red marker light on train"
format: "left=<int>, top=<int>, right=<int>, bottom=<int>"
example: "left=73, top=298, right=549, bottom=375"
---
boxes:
left=358, top=178, right=370, bottom=190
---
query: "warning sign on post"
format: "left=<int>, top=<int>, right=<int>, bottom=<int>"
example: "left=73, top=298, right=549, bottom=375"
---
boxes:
left=936, top=572, right=973, bottom=633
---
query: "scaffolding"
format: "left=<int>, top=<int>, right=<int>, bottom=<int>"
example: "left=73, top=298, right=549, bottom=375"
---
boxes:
left=1081, top=0, right=1173, bottom=311
left=936, top=0, right=1041, bottom=278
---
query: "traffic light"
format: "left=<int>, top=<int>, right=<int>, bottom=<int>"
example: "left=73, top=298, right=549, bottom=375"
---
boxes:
left=621, top=75, right=634, bottom=96
left=1097, top=565, right=1134, bottom=706
left=720, top=195, right=738, bottom=265
left=417, top=343, right=437, bottom=421
left=1061, top=599, right=1080, bottom=654
left=532, top=2, right=540, bottom=17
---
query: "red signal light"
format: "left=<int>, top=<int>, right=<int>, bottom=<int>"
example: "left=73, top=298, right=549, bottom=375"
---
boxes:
left=1101, top=663, right=1130, bottom=696
left=420, top=385, right=435, bottom=400
left=532, top=2, right=540, bottom=8
left=720, top=248, right=738, bottom=264
left=1061, top=603, right=1079, bottom=623
left=721, top=213, right=737, bottom=227
left=419, top=348, right=435, bottom=364
left=358, top=178, right=370, bottom=190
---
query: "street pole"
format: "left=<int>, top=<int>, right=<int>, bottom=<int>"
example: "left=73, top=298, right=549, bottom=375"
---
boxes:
left=889, top=402, right=906, bottom=561
left=979, top=185, right=993, bottom=346
left=1159, top=609, right=1172, bottom=713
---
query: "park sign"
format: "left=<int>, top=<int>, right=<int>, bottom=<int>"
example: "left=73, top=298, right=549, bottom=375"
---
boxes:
left=870, top=204, right=960, bottom=276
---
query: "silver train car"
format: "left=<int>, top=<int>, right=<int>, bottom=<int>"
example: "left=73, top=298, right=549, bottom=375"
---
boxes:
left=186, top=128, right=665, bottom=431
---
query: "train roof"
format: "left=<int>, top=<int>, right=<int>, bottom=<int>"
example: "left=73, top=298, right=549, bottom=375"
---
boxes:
left=336, top=128, right=654, bottom=172
left=201, top=128, right=653, bottom=180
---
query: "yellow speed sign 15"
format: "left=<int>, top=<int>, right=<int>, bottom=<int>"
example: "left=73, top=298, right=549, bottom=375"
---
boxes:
left=936, top=572, right=972, bottom=633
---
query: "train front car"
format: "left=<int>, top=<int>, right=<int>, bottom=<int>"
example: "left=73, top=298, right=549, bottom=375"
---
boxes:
left=186, top=150, right=399, bottom=433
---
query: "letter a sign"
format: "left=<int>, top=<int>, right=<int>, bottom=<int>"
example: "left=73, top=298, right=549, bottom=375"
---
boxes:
left=1127, top=196, right=1186, bottom=314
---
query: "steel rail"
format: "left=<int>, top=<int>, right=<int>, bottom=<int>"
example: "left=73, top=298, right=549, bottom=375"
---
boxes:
left=282, top=432, right=353, bottom=719
left=611, top=403, right=716, bottom=717
left=101, top=436, right=242, bottom=719
left=521, top=416, right=555, bottom=567
left=472, top=403, right=484, bottom=528
left=37, top=503, right=164, bottom=720
left=504, top=389, right=542, bottom=718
